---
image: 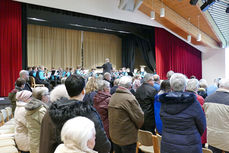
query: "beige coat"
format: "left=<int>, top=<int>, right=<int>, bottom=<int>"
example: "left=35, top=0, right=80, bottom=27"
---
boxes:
left=14, top=101, right=30, bottom=151
left=25, top=98, right=47, bottom=153
left=108, top=87, right=144, bottom=146
left=54, top=144, right=98, bottom=153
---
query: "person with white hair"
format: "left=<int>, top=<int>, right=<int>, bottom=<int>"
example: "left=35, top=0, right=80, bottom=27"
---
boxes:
left=110, top=78, right=120, bottom=95
left=186, top=79, right=207, bottom=147
left=108, top=76, right=144, bottom=153
left=25, top=87, right=49, bottom=153
left=96, top=58, right=113, bottom=74
left=39, top=84, right=69, bottom=153
left=204, top=78, right=229, bottom=153
left=15, top=90, right=32, bottom=153
left=166, top=70, right=174, bottom=80
left=19, top=70, right=32, bottom=92
left=54, top=116, right=97, bottom=153
left=159, top=73, right=206, bottom=153
left=104, top=72, right=113, bottom=87
left=135, top=73, right=158, bottom=134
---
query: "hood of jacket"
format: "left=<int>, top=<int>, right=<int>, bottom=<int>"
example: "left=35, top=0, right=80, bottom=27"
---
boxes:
left=94, top=91, right=111, bottom=104
left=159, top=92, right=196, bottom=115
left=25, top=98, right=48, bottom=111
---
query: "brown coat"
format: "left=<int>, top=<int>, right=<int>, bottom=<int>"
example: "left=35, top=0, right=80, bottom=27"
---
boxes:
left=108, top=87, right=144, bottom=146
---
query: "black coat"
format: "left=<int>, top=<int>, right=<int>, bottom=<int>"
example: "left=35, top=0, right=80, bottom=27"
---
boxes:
left=23, top=82, right=32, bottom=92
left=97, top=62, right=113, bottom=74
left=135, top=83, right=157, bottom=133
left=159, top=92, right=206, bottom=153
left=49, top=98, right=111, bottom=153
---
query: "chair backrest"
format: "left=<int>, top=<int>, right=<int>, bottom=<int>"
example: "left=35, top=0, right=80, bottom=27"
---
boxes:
left=30, top=76, right=36, bottom=88
left=5, top=107, right=12, bottom=119
left=0, top=112, right=4, bottom=126
left=202, top=148, right=213, bottom=153
left=156, top=134, right=162, bottom=149
left=138, top=130, right=153, bottom=146
left=0, top=109, right=8, bottom=121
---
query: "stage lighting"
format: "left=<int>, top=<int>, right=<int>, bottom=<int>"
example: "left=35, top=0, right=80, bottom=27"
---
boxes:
left=190, top=0, right=198, bottom=5
left=200, top=0, right=216, bottom=12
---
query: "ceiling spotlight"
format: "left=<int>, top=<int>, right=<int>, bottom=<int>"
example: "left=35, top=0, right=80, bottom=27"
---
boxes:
left=187, top=35, right=192, bottom=43
left=150, top=11, right=155, bottom=20
left=200, top=0, right=216, bottom=12
left=197, top=34, right=201, bottom=41
left=190, top=0, right=198, bottom=5
left=160, top=8, right=165, bottom=17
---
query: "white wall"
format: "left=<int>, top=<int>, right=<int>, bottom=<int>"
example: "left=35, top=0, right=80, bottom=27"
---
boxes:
left=202, top=48, right=226, bottom=85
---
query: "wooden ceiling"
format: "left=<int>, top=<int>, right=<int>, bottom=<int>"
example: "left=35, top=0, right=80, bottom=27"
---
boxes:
left=139, top=0, right=221, bottom=48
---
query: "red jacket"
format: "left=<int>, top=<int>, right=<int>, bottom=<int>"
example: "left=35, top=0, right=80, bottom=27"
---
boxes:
left=93, top=91, right=111, bottom=138
left=196, top=94, right=207, bottom=144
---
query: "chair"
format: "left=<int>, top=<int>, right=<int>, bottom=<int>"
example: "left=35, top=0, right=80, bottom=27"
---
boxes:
left=136, top=130, right=160, bottom=153
left=0, top=112, right=4, bottom=126
left=5, top=107, right=13, bottom=119
left=156, top=134, right=162, bottom=149
left=30, top=76, right=44, bottom=88
left=202, top=148, right=213, bottom=153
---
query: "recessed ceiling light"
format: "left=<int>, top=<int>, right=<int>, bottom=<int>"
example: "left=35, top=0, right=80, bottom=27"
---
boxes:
left=27, top=17, right=47, bottom=22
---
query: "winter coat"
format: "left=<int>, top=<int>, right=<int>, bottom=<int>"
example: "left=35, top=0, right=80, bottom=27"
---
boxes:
left=14, top=101, right=30, bottom=151
left=108, top=87, right=144, bottom=146
left=8, top=87, right=22, bottom=113
left=198, top=88, right=207, bottom=99
left=135, top=83, right=157, bottom=133
left=93, top=91, right=111, bottom=138
left=49, top=98, right=111, bottom=153
left=110, top=86, right=118, bottom=95
left=25, top=98, right=48, bottom=153
left=204, top=88, right=229, bottom=152
left=54, top=144, right=98, bottom=153
left=154, top=94, right=162, bottom=135
left=159, top=92, right=206, bottom=153
left=83, top=91, right=97, bottom=106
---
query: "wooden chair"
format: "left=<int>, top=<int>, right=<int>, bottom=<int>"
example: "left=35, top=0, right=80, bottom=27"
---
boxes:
left=29, top=76, right=44, bottom=88
left=136, top=130, right=160, bottom=153
left=0, top=109, right=8, bottom=122
left=156, top=134, right=162, bottom=150
left=202, top=148, right=213, bottom=153
left=5, top=107, right=13, bottom=120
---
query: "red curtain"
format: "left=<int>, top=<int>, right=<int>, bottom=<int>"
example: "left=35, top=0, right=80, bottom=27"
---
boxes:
left=155, top=28, right=202, bottom=80
left=0, top=0, right=22, bottom=97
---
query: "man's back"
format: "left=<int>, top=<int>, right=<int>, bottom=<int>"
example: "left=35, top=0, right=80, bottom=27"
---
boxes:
left=103, top=62, right=112, bottom=74
left=108, top=87, right=144, bottom=146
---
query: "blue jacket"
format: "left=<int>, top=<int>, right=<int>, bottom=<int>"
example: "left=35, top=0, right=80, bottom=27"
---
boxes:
left=159, top=92, right=206, bottom=153
left=83, top=91, right=97, bottom=106
left=154, top=94, right=162, bottom=134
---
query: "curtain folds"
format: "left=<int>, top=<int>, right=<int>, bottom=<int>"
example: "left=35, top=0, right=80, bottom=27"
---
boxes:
left=0, top=0, right=22, bottom=97
left=155, top=28, right=202, bottom=80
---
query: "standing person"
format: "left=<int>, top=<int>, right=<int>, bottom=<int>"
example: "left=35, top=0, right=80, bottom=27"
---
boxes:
left=204, top=79, right=229, bottom=153
left=109, top=76, right=144, bottom=153
left=135, top=74, right=157, bottom=134
left=159, top=73, right=206, bottom=153
left=48, top=75, right=111, bottom=153
left=25, top=87, right=49, bottom=153
left=20, top=70, right=32, bottom=92
left=96, top=58, right=113, bottom=74
left=15, top=90, right=32, bottom=153
left=83, top=77, right=98, bottom=106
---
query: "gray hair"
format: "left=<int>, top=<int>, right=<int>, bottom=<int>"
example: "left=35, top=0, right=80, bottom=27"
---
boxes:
left=186, top=79, right=199, bottom=93
left=219, top=78, right=229, bottom=90
left=167, top=70, right=174, bottom=79
left=61, top=116, right=95, bottom=152
left=119, top=76, right=132, bottom=89
left=170, top=73, right=187, bottom=92
left=104, top=72, right=111, bottom=78
left=32, top=87, right=49, bottom=101
left=97, top=80, right=110, bottom=91
left=50, top=84, right=69, bottom=102
left=153, top=74, right=160, bottom=82
left=143, top=74, right=154, bottom=83
left=113, top=79, right=120, bottom=86
left=199, top=79, right=208, bottom=89
left=19, top=70, right=29, bottom=78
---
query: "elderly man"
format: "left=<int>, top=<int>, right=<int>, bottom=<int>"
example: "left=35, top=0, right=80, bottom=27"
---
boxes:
left=97, top=58, right=113, bottom=74
left=153, top=74, right=160, bottom=91
left=19, top=70, right=32, bottom=92
left=104, top=72, right=113, bottom=88
left=109, top=76, right=144, bottom=153
left=204, top=79, right=229, bottom=153
left=135, top=73, right=157, bottom=134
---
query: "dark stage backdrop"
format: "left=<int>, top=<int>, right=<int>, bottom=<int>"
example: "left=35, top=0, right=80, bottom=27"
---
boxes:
left=155, top=28, right=202, bottom=80
left=0, top=0, right=22, bottom=97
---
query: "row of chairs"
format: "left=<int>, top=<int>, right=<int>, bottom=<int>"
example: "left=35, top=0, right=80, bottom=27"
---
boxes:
left=136, top=129, right=213, bottom=153
left=0, top=107, right=19, bottom=153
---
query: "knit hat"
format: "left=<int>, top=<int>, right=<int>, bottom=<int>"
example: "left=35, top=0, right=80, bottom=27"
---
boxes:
left=16, top=90, right=32, bottom=102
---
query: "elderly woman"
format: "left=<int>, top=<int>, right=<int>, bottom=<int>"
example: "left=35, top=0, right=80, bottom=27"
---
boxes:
left=25, top=87, right=49, bottom=153
left=83, top=77, right=98, bottom=105
left=15, top=90, right=32, bottom=153
left=186, top=79, right=207, bottom=147
left=198, top=79, right=208, bottom=99
left=54, top=116, right=97, bottom=153
left=159, top=73, right=206, bottom=153
left=93, top=80, right=111, bottom=138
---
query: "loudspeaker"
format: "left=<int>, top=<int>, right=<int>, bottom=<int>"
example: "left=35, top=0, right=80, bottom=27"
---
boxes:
left=190, top=0, right=198, bottom=5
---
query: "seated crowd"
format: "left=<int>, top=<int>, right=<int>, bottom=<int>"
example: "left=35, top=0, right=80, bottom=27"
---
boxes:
left=7, top=66, right=229, bottom=153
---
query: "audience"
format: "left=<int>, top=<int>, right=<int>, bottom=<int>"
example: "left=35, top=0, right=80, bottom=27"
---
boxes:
left=35, top=66, right=51, bottom=91
left=20, top=70, right=32, bottom=92
left=204, top=79, right=229, bottom=153
left=153, top=74, right=160, bottom=91
left=48, top=75, right=111, bottom=153
left=135, top=73, right=157, bottom=134
left=109, top=76, right=144, bottom=153
left=159, top=73, right=206, bottom=153
left=54, top=116, right=97, bottom=153
left=15, top=90, right=32, bottom=153
left=154, top=80, right=171, bottom=135
left=104, top=72, right=113, bottom=88
left=83, top=77, right=98, bottom=106
left=25, top=87, right=49, bottom=153
left=198, top=79, right=208, bottom=99
left=110, top=78, right=119, bottom=95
